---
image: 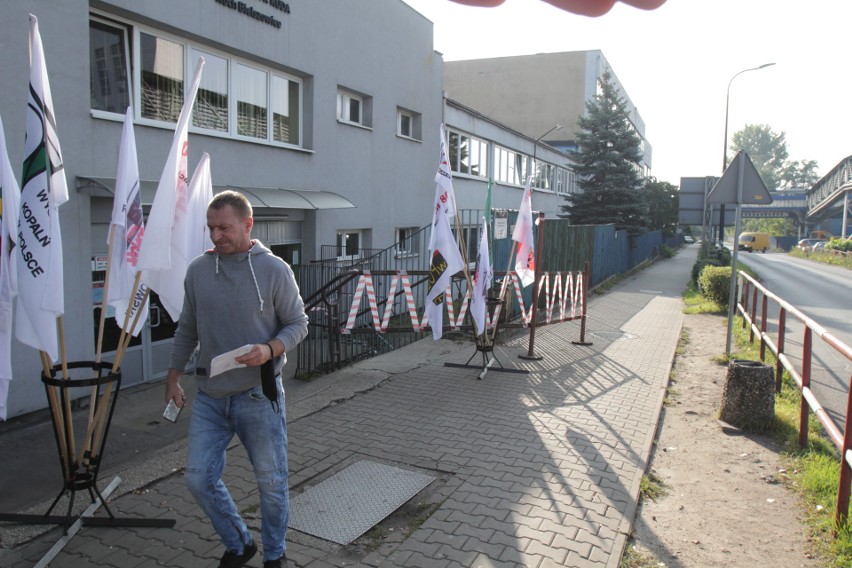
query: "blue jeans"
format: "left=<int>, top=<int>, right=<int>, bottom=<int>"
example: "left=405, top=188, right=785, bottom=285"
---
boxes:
left=185, top=379, right=288, bottom=562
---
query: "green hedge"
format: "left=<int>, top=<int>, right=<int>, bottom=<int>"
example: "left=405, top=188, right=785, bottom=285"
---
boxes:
left=827, top=237, right=852, bottom=252
left=698, top=265, right=732, bottom=306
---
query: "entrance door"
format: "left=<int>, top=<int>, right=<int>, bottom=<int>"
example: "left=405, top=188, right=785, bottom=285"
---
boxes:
left=272, top=243, right=302, bottom=278
left=147, top=292, right=180, bottom=380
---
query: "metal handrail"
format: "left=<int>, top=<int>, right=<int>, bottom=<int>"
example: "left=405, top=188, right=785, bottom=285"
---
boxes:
left=736, top=271, right=852, bottom=528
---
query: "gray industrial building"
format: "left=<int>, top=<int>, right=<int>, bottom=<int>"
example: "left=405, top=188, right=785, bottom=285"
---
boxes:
left=444, top=50, right=652, bottom=178
left=1, top=1, right=592, bottom=419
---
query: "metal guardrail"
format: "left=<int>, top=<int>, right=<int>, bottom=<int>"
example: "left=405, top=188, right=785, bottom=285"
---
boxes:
left=737, top=272, right=852, bottom=528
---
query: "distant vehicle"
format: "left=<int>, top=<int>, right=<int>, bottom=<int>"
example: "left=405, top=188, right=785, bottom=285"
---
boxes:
left=683, top=235, right=694, bottom=244
left=738, top=232, right=771, bottom=253
left=812, top=241, right=828, bottom=251
left=797, top=238, right=827, bottom=252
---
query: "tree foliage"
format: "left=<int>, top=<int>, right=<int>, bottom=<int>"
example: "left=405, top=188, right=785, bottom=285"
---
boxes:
left=741, top=217, right=797, bottom=236
left=561, top=71, right=647, bottom=235
left=644, top=179, right=679, bottom=237
left=730, top=124, right=820, bottom=191
left=779, top=159, right=821, bottom=189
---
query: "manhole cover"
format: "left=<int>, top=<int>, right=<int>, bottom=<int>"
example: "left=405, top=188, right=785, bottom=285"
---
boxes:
left=289, top=460, right=435, bottom=545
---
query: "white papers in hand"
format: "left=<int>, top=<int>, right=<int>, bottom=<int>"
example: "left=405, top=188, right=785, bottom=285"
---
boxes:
left=210, top=344, right=254, bottom=377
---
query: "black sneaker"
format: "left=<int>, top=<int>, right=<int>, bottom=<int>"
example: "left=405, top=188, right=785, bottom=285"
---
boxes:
left=263, top=554, right=287, bottom=567
left=219, top=541, right=257, bottom=568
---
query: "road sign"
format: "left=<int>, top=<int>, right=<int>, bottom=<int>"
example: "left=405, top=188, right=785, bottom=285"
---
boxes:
left=706, top=151, right=773, bottom=205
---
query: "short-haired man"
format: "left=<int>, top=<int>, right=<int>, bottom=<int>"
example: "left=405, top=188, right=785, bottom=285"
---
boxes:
left=165, top=190, right=308, bottom=568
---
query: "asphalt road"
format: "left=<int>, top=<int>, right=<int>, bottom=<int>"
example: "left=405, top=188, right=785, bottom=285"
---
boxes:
left=736, top=249, right=852, bottom=430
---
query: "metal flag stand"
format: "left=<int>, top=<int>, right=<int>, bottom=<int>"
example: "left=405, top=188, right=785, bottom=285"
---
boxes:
left=444, top=295, right=531, bottom=380
left=0, top=361, right=175, bottom=534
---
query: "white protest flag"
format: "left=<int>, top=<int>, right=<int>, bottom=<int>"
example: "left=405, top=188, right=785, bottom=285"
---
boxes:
left=0, top=116, right=22, bottom=420
left=106, top=107, right=149, bottom=336
left=470, top=216, right=492, bottom=337
left=15, top=15, right=69, bottom=363
left=429, top=124, right=458, bottom=250
left=184, top=152, right=213, bottom=269
left=137, top=57, right=204, bottom=321
left=424, top=202, right=464, bottom=340
left=513, top=175, right=536, bottom=288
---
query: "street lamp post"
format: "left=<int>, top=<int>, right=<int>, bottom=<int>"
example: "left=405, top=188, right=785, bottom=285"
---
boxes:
left=718, top=63, right=776, bottom=242
left=532, top=123, right=563, bottom=186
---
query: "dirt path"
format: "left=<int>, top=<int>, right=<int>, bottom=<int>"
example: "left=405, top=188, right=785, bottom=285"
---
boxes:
left=628, top=312, right=822, bottom=567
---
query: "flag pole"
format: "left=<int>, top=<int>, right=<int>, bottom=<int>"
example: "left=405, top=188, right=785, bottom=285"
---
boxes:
left=95, top=225, right=118, bottom=364
left=41, top=350, right=70, bottom=478
left=113, top=275, right=148, bottom=372
left=84, top=276, right=148, bottom=464
left=489, top=244, right=517, bottom=343
left=56, top=317, right=77, bottom=466
left=452, top=213, right=480, bottom=337
left=84, top=224, right=119, bottom=462
left=88, top=283, right=150, bottom=464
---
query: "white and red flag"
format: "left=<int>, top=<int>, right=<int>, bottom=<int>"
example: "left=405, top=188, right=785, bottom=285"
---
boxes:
left=430, top=124, right=457, bottom=250
left=137, top=57, right=205, bottom=321
left=15, top=15, right=69, bottom=363
left=470, top=216, right=492, bottom=336
left=184, top=152, right=213, bottom=264
left=424, top=201, right=464, bottom=340
left=0, top=115, right=22, bottom=420
left=513, top=175, right=536, bottom=287
left=106, top=107, right=149, bottom=336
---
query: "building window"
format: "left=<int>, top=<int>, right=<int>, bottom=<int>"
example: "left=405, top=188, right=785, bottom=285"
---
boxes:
left=533, top=160, right=555, bottom=191
left=336, top=230, right=362, bottom=259
left=396, top=227, right=420, bottom=256
left=89, top=17, right=130, bottom=113
left=337, top=88, right=372, bottom=127
left=397, top=108, right=421, bottom=140
left=272, top=74, right=300, bottom=145
left=448, top=129, right=488, bottom=179
left=139, top=32, right=184, bottom=123
left=192, top=49, right=228, bottom=132
left=89, top=15, right=304, bottom=148
left=494, top=145, right=525, bottom=186
left=236, top=63, right=268, bottom=139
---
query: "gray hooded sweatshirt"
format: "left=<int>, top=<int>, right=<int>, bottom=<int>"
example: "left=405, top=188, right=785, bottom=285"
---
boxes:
left=168, top=240, right=309, bottom=398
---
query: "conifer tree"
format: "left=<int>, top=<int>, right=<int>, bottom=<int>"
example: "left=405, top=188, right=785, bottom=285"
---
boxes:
left=561, top=71, right=647, bottom=235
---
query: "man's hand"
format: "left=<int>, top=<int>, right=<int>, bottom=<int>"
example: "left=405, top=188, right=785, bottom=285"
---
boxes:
left=235, top=341, right=280, bottom=367
left=165, top=368, right=186, bottom=408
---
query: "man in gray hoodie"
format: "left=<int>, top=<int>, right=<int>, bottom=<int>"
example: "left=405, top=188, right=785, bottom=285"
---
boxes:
left=165, top=190, right=308, bottom=568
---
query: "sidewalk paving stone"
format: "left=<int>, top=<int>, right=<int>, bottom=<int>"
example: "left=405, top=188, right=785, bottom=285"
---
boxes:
left=0, top=247, right=698, bottom=567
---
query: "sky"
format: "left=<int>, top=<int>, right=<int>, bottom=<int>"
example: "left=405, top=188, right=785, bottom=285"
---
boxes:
left=400, top=0, right=852, bottom=186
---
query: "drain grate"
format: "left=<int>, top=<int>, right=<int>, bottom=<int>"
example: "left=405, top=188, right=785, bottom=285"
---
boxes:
left=289, top=460, right=435, bottom=545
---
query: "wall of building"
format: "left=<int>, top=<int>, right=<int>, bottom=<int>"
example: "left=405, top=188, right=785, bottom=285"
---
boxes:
left=0, top=0, right=444, bottom=418
left=443, top=50, right=652, bottom=177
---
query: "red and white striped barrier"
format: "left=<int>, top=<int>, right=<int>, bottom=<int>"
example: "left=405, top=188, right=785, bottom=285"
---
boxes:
left=341, top=270, right=584, bottom=334
left=342, top=270, right=425, bottom=333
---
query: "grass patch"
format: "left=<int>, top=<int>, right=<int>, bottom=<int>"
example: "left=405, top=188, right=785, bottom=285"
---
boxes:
left=788, top=248, right=852, bottom=270
left=639, top=470, right=667, bottom=502
left=620, top=543, right=660, bottom=568
left=683, top=280, right=725, bottom=314
left=730, top=315, right=849, bottom=566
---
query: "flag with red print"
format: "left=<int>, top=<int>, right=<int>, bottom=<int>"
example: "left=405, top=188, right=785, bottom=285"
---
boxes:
left=513, top=175, right=536, bottom=287
left=430, top=124, right=457, bottom=250
left=137, top=57, right=204, bottom=320
left=424, top=201, right=464, bottom=340
left=470, top=216, right=492, bottom=336
left=106, top=107, right=149, bottom=336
